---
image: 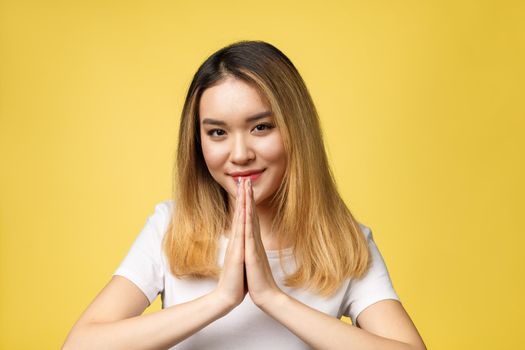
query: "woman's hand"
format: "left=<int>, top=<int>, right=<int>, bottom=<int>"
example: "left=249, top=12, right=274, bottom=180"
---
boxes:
left=213, top=177, right=283, bottom=312
left=243, top=178, right=284, bottom=308
left=213, top=178, right=248, bottom=310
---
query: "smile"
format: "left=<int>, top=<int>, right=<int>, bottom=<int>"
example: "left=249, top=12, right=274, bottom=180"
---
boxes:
left=232, top=169, right=265, bottom=183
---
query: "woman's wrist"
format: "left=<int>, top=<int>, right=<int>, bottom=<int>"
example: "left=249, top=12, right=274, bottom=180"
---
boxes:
left=209, top=290, right=239, bottom=316
left=253, top=289, right=288, bottom=313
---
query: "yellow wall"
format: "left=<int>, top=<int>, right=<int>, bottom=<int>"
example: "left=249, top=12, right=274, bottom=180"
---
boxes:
left=1, top=1, right=523, bottom=348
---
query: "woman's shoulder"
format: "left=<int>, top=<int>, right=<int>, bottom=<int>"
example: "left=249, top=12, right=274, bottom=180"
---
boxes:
left=153, top=198, right=174, bottom=217
left=139, top=199, right=174, bottom=242
left=356, top=221, right=374, bottom=241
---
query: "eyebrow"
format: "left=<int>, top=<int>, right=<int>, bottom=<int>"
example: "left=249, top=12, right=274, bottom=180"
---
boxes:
left=201, top=111, right=273, bottom=126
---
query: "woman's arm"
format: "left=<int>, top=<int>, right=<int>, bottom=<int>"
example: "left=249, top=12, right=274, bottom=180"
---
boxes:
left=63, top=182, right=251, bottom=349
left=61, top=275, right=232, bottom=350
left=259, top=293, right=426, bottom=350
left=241, top=179, right=426, bottom=349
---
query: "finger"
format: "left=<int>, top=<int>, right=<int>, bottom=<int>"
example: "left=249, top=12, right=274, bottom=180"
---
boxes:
left=233, top=178, right=246, bottom=258
left=249, top=179, right=255, bottom=219
left=247, top=179, right=265, bottom=257
left=228, top=179, right=241, bottom=235
left=234, top=178, right=242, bottom=222
left=245, top=179, right=256, bottom=256
left=250, top=186, right=262, bottom=245
left=239, top=177, right=245, bottom=235
left=226, top=178, right=244, bottom=260
left=245, top=178, right=251, bottom=237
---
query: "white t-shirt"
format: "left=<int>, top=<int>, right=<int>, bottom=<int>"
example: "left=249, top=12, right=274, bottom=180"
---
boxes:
left=113, top=200, right=400, bottom=349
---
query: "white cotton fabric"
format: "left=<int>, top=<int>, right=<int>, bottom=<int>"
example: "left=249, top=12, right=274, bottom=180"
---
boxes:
left=113, top=200, right=400, bottom=349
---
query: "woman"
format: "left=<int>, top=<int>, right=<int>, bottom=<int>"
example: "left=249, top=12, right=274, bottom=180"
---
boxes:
left=62, top=40, right=426, bottom=349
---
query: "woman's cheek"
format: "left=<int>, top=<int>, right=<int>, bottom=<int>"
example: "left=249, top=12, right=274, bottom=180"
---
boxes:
left=202, top=142, right=228, bottom=168
left=259, top=133, right=285, bottom=160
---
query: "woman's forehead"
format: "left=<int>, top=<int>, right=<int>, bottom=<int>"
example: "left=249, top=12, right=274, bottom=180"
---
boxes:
left=199, top=77, right=271, bottom=124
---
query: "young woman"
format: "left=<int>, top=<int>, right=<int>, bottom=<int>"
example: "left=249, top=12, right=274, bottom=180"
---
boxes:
left=62, top=40, right=426, bottom=350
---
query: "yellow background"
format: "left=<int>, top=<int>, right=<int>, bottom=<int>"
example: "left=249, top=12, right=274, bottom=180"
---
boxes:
left=1, top=1, right=523, bottom=348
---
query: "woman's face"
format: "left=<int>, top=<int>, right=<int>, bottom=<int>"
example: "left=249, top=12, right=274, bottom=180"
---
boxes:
left=199, top=76, right=287, bottom=207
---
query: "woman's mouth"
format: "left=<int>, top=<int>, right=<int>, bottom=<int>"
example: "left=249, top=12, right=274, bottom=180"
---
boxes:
left=232, top=169, right=265, bottom=184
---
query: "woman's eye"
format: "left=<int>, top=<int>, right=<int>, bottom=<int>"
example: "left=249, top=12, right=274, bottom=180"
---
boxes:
left=207, top=129, right=225, bottom=137
left=254, top=123, right=275, bottom=132
left=206, top=123, right=275, bottom=138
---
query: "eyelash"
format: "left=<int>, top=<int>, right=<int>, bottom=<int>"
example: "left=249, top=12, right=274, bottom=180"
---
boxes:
left=206, top=123, right=275, bottom=137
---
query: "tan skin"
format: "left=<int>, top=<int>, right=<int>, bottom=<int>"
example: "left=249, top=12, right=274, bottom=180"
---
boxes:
left=215, top=176, right=281, bottom=308
left=62, top=158, right=425, bottom=350
left=206, top=78, right=425, bottom=350
left=62, top=78, right=426, bottom=349
left=218, top=177, right=427, bottom=350
left=243, top=177, right=282, bottom=306
left=198, top=76, right=288, bottom=252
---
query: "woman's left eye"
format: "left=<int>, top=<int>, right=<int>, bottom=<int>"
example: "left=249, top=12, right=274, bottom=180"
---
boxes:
left=254, top=123, right=275, bottom=132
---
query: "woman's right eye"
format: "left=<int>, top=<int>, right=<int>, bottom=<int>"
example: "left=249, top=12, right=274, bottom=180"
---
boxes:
left=207, top=129, right=225, bottom=137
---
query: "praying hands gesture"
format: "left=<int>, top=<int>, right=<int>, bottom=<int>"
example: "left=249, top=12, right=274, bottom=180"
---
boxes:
left=210, top=176, right=427, bottom=350
left=214, top=177, right=284, bottom=311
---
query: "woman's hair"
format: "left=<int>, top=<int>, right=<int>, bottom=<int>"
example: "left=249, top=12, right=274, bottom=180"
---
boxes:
left=163, top=40, right=371, bottom=297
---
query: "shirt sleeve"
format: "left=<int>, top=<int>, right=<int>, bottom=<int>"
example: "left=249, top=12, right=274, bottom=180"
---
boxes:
left=341, top=223, right=401, bottom=326
left=113, top=200, right=173, bottom=305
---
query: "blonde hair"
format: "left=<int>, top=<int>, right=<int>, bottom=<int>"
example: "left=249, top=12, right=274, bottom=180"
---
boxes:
left=163, top=40, right=371, bottom=297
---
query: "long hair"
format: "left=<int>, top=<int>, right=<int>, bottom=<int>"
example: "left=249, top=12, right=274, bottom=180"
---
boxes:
left=163, top=40, right=371, bottom=297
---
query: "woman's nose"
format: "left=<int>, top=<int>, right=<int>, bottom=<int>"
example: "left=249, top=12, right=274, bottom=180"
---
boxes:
left=230, top=134, right=255, bottom=164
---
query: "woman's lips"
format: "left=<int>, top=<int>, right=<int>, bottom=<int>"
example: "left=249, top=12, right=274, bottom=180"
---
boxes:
left=232, top=170, right=265, bottom=183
